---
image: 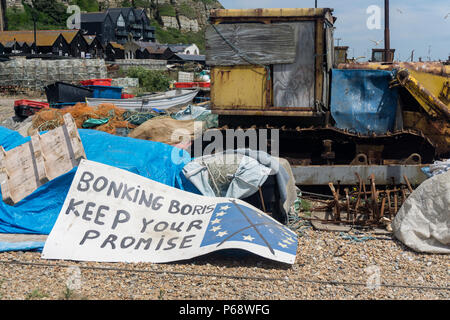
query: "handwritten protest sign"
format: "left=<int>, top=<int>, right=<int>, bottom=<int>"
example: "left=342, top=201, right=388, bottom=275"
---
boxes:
left=42, top=160, right=298, bottom=264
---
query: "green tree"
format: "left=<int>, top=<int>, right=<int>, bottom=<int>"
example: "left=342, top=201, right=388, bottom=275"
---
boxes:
left=126, top=67, right=171, bottom=92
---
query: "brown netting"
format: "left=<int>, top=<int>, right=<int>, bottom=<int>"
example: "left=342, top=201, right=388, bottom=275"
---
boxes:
left=30, top=103, right=137, bottom=135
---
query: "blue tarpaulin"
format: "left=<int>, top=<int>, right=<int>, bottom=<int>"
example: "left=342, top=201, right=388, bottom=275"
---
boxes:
left=330, top=69, right=399, bottom=134
left=0, top=127, right=197, bottom=249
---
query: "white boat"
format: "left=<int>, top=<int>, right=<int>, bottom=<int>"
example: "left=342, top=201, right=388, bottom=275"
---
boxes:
left=86, top=89, right=199, bottom=111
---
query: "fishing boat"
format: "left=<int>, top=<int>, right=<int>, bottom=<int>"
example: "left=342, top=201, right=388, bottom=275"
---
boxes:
left=85, top=89, right=199, bottom=111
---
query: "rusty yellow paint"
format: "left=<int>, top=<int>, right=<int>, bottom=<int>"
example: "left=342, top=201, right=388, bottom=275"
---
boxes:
left=403, top=111, right=450, bottom=156
left=211, top=66, right=269, bottom=110
left=396, top=69, right=450, bottom=119
left=315, top=19, right=324, bottom=103
left=408, top=70, right=449, bottom=106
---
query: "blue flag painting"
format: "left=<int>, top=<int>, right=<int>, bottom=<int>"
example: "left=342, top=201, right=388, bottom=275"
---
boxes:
left=201, top=201, right=298, bottom=257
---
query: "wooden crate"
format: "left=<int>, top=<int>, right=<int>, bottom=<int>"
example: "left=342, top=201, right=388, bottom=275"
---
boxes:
left=0, top=113, right=86, bottom=205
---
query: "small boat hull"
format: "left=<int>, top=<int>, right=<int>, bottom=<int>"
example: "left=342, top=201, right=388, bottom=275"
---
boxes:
left=86, top=89, right=199, bottom=111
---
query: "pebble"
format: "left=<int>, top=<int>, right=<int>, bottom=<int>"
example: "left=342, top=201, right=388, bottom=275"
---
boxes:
left=0, top=225, right=448, bottom=300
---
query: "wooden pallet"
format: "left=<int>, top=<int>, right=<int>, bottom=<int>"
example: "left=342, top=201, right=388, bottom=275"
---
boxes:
left=0, top=113, right=86, bottom=205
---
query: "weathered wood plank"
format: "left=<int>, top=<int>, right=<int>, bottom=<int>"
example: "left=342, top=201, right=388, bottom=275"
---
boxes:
left=206, top=23, right=296, bottom=66
left=30, top=134, right=49, bottom=185
left=63, top=113, right=85, bottom=165
left=0, top=146, right=13, bottom=205
left=273, top=21, right=315, bottom=108
left=0, top=114, right=86, bottom=205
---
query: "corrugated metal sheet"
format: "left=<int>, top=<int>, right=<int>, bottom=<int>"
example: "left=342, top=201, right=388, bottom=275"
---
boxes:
left=330, top=69, right=398, bottom=134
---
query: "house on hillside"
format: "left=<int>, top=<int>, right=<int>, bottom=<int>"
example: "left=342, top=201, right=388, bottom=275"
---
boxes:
left=106, top=9, right=128, bottom=44
left=131, top=41, right=172, bottom=60
left=142, top=45, right=172, bottom=60
left=168, top=43, right=200, bottom=55
left=81, top=8, right=156, bottom=46
left=0, top=31, right=70, bottom=56
left=169, top=53, right=206, bottom=65
left=133, top=8, right=156, bottom=43
left=80, top=12, right=115, bottom=45
left=107, top=7, right=156, bottom=43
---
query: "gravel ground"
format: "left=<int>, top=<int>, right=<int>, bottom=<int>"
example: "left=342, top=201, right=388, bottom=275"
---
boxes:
left=0, top=225, right=448, bottom=300
left=0, top=97, right=448, bottom=301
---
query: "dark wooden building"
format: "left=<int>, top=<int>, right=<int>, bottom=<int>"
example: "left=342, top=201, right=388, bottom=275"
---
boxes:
left=81, top=8, right=156, bottom=45
left=57, top=30, right=89, bottom=58
left=169, top=53, right=206, bottom=65
left=132, top=41, right=172, bottom=60
left=0, top=31, right=71, bottom=56
left=83, top=35, right=104, bottom=58
left=105, top=42, right=124, bottom=61
left=80, top=12, right=115, bottom=45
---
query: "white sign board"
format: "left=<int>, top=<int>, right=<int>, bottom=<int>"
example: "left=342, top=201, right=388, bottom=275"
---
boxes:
left=42, top=160, right=298, bottom=264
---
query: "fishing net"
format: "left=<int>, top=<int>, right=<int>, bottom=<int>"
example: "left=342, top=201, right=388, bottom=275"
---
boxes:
left=30, top=103, right=137, bottom=135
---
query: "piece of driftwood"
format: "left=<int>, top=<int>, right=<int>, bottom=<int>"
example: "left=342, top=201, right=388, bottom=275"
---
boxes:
left=273, top=21, right=315, bottom=108
left=0, top=113, right=86, bottom=205
left=205, top=23, right=296, bottom=66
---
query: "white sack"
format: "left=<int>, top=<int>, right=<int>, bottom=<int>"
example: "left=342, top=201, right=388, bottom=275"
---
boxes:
left=392, top=171, right=450, bottom=254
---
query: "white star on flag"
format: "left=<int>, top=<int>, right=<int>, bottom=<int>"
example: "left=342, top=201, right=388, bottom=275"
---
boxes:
left=211, top=218, right=221, bottom=225
left=282, top=239, right=292, bottom=245
left=278, top=242, right=288, bottom=248
left=217, top=231, right=228, bottom=237
left=220, top=205, right=230, bottom=211
left=243, top=235, right=255, bottom=242
left=210, top=226, right=221, bottom=232
left=216, top=211, right=227, bottom=217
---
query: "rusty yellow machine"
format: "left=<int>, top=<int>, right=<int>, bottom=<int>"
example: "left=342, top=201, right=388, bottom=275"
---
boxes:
left=200, top=8, right=450, bottom=185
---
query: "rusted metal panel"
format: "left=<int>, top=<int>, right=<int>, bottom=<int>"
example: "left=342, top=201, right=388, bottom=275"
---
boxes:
left=212, top=109, right=316, bottom=117
left=273, top=21, right=315, bottom=108
left=403, top=111, right=450, bottom=156
left=315, top=19, right=324, bottom=105
left=211, top=66, right=269, bottom=109
left=209, top=8, right=335, bottom=24
left=205, top=24, right=297, bottom=66
left=395, top=69, right=450, bottom=119
left=337, top=62, right=450, bottom=77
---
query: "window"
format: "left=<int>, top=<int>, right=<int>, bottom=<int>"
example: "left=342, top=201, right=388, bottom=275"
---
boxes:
left=128, top=11, right=135, bottom=23
left=117, top=15, right=125, bottom=28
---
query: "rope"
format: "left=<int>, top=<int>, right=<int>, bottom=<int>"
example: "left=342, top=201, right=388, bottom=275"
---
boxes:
left=1, top=259, right=448, bottom=292
left=339, top=232, right=376, bottom=243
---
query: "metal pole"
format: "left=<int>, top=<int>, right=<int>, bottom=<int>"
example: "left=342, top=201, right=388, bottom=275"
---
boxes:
left=33, top=19, right=37, bottom=54
left=315, top=0, right=318, bottom=8
left=384, top=0, right=391, bottom=62
left=0, top=0, right=4, bottom=32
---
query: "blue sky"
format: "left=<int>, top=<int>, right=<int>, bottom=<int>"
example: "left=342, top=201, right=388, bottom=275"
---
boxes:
left=220, top=0, right=450, bottom=61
